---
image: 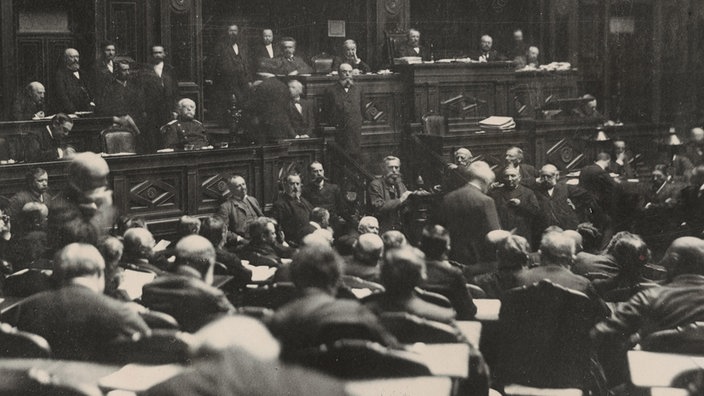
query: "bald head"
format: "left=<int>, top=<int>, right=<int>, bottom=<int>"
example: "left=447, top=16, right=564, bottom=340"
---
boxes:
left=460, top=161, right=495, bottom=192
left=54, top=243, right=105, bottom=291
left=454, top=148, right=473, bottom=167
left=539, top=164, right=559, bottom=188
left=175, top=235, right=216, bottom=283
left=661, top=237, right=704, bottom=278
left=64, top=48, right=80, bottom=71
left=68, top=152, right=110, bottom=194
left=123, top=227, right=155, bottom=260
left=27, top=82, right=45, bottom=104
left=562, top=230, right=583, bottom=252
left=354, top=233, right=384, bottom=265
left=692, top=128, right=704, bottom=144
left=539, top=231, right=576, bottom=267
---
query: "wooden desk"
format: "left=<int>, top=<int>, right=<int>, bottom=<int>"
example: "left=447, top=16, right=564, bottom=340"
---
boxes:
left=0, top=358, right=119, bottom=393
left=396, top=62, right=516, bottom=122
left=0, top=296, right=24, bottom=314
left=628, top=350, right=704, bottom=388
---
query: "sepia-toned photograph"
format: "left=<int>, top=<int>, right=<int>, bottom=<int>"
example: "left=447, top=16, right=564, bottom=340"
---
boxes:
left=0, top=0, right=701, bottom=395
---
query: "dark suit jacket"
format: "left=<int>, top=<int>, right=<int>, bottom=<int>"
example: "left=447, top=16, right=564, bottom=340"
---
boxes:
left=9, top=284, right=150, bottom=360
left=93, top=60, right=115, bottom=99
left=251, top=43, right=281, bottom=71
left=247, top=77, right=295, bottom=143
left=11, top=95, right=44, bottom=121
left=368, top=177, right=408, bottom=233
left=515, top=265, right=599, bottom=298
left=141, top=273, right=235, bottom=332
left=331, top=57, right=371, bottom=74
left=466, top=49, right=505, bottom=62
left=440, top=184, right=501, bottom=266
left=213, top=40, right=251, bottom=97
left=364, top=291, right=457, bottom=324
left=534, top=182, right=593, bottom=231
left=271, top=195, right=313, bottom=245
left=288, top=98, right=317, bottom=137
left=489, top=184, right=540, bottom=242
left=54, top=69, right=93, bottom=113
left=684, top=142, right=704, bottom=167
left=423, top=259, right=477, bottom=320
left=268, top=288, right=396, bottom=359
left=323, top=82, right=364, bottom=158
left=572, top=252, right=620, bottom=279
left=579, top=163, right=616, bottom=211
left=26, top=127, right=62, bottom=162
left=274, top=56, right=313, bottom=75
left=494, top=163, right=539, bottom=190
left=139, top=63, right=179, bottom=138
left=302, top=181, right=345, bottom=221
left=394, top=43, right=430, bottom=61
left=216, top=195, right=263, bottom=240
left=95, top=78, right=145, bottom=121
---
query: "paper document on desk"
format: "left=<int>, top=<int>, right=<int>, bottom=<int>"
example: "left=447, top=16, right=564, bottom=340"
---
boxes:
left=153, top=239, right=171, bottom=252
left=99, top=363, right=184, bottom=391
left=118, top=269, right=156, bottom=300
left=242, top=262, right=277, bottom=282
left=403, top=343, right=470, bottom=377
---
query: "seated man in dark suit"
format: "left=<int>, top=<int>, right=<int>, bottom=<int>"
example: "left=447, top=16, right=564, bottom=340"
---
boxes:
left=516, top=230, right=606, bottom=307
left=343, top=233, right=383, bottom=283
left=11, top=81, right=45, bottom=120
left=26, top=113, right=76, bottom=162
left=467, top=35, right=505, bottom=62
left=331, top=39, right=371, bottom=74
left=9, top=243, right=150, bottom=360
left=593, top=236, right=704, bottom=344
left=472, top=233, right=531, bottom=300
left=286, top=79, right=316, bottom=138
left=121, top=227, right=166, bottom=275
left=271, top=173, right=313, bottom=245
left=419, top=225, right=477, bottom=319
left=302, top=161, right=346, bottom=228
left=239, top=217, right=294, bottom=267
left=495, top=146, right=538, bottom=190
left=142, top=235, right=236, bottom=332
left=6, top=167, right=51, bottom=220
left=199, top=216, right=251, bottom=287
left=267, top=243, right=397, bottom=360
left=394, top=28, right=430, bottom=61
left=160, top=98, right=210, bottom=150
left=274, top=37, right=313, bottom=75
left=365, top=246, right=457, bottom=324
left=368, top=156, right=417, bottom=233
left=216, top=174, right=263, bottom=246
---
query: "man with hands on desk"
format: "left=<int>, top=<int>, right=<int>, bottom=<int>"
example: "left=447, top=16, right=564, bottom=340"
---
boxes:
left=27, top=113, right=77, bottom=162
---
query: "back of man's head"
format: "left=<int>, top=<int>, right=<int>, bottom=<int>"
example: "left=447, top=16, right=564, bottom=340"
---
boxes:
left=661, top=237, right=704, bottom=278
left=199, top=216, right=226, bottom=247
left=381, top=246, right=426, bottom=296
left=497, top=234, right=530, bottom=270
left=177, top=216, right=201, bottom=238
left=53, top=243, right=105, bottom=290
left=175, top=235, right=216, bottom=282
left=353, top=233, right=384, bottom=266
left=358, top=216, right=379, bottom=234
left=382, top=230, right=408, bottom=251
left=290, top=244, right=342, bottom=293
left=539, top=231, right=576, bottom=267
left=460, top=161, right=495, bottom=191
left=123, top=227, right=155, bottom=260
left=420, top=224, right=450, bottom=260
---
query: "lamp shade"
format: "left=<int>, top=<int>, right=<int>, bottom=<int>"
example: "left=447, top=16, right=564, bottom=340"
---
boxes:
left=664, top=127, right=682, bottom=146
left=594, top=127, right=610, bottom=142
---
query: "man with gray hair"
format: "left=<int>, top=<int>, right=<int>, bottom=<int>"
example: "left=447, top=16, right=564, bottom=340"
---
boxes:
left=394, top=28, right=430, bottom=61
left=323, top=62, right=364, bottom=161
left=216, top=174, right=263, bottom=244
left=440, top=161, right=501, bottom=271
left=496, top=146, right=538, bottom=189
left=343, top=233, right=384, bottom=282
left=11, top=81, right=46, bottom=120
left=369, top=156, right=414, bottom=233
left=332, top=39, right=371, bottom=74
left=10, top=243, right=150, bottom=360
left=287, top=79, right=316, bottom=138
left=161, top=98, right=209, bottom=150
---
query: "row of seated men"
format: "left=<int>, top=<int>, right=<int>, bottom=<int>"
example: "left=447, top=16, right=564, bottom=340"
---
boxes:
left=1, top=148, right=704, bottom=393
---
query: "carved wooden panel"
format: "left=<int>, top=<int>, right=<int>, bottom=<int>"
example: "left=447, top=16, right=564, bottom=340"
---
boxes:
left=197, top=163, right=255, bottom=213
left=545, top=137, right=585, bottom=171
left=438, top=84, right=494, bottom=119
left=105, top=1, right=146, bottom=60
left=127, top=173, right=182, bottom=213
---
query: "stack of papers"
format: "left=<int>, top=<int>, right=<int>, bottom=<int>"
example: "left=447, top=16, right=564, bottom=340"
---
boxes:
left=242, top=262, right=277, bottom=283
left=479, top=116, right=516, bottom=132
left=118, top=269, right=156, bottom=300
left=99, top=363, right=184, bottom=392
left=394, top=56, right=423, bottom=64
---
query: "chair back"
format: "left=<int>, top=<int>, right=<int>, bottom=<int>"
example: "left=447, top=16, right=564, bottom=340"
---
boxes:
left=641, top=322, right=704, bottom=355
left=239, top=282, right=299, bottom=309
left=100, top=128, right=136, bottom=154
left=467, top=283, right=487, bottom=299
left=139, top=310, right=180, bottom=330
left=341, top=275, right=385, bottom=294
left=379, top=312, right=461, bottom=344
left=311, top=53, right=334, bottom=74
left=291, top=339, right=431, bottom=379
left=0, top=322, right=51, bottom=358
left=496, top=280, right=604, bottom=389
left=414, top=287, right=453, bottom=308
left=100, top=329, right=193, bottom=365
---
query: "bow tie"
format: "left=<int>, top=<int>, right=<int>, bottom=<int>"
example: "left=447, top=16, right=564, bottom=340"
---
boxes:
left=293, top=97, right=301, bottom=103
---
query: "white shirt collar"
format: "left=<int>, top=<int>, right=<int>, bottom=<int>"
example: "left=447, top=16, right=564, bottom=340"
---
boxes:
left=154, top=62, right=164, bottom=77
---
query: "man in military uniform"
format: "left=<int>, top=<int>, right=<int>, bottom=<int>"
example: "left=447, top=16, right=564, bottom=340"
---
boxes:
left=160, top=98, right=209, bottom=150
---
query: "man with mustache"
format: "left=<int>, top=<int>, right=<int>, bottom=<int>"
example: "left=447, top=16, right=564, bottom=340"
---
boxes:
left=302, top=161, right=345, bottom=230
left=213, top=24, right=251, bottom=124
left=488, top=165, right=540, bottom=243
left=54, top=48, right=94, bottom=114
left=139, top=45, right=179, bottom=152
left=271, top=173, right=313, bottom=246
left=368, top=156, right=414, bottom=234
left=394, top=28, right=430, bottom=61
left=323, top=63, right=364, bottom=161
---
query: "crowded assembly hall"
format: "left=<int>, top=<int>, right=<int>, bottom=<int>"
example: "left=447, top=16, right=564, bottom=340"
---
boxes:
left=1, top=0, right=704, bottom=395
